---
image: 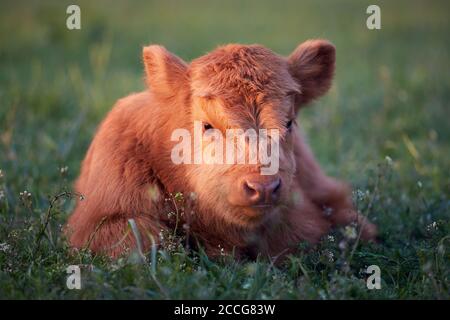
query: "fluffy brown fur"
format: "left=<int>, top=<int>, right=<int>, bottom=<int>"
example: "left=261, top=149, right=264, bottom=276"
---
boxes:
left=65, top=40, right=377, bottom=260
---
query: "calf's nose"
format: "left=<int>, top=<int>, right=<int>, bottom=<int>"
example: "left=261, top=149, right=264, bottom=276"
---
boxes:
left=242, top=177, right=281, bottom=206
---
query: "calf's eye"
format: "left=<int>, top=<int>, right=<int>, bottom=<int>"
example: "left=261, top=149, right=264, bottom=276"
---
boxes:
left=203, top=122, right=214, bottom=131
left=286, top=119, right=293, bottom=131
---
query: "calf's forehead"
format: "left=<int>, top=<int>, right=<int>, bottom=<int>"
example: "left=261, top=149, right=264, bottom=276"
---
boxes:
left=189, top=45, right=298, bottom=128
left=189, top=44, right=299, bottom=100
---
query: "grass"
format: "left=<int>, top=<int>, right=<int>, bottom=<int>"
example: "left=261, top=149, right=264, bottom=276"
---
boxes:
left=0, top=0, right=449, bottom=299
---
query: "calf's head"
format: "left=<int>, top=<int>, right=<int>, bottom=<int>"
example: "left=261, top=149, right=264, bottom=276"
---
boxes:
left=143, top=40, right=335, bottom=227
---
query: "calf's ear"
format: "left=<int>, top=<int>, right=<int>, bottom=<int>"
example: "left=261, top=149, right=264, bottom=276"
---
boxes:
left=142, top=45, right=188, bottom=98
left=288, top=40, right=335, bottom=107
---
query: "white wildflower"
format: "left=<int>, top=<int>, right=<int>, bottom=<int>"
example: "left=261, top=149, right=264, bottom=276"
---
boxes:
left=354, top=189, right=365, bottom=201
left=426, top=221, right=438, bottom=232
left=343, top=225, right=357, bottom=240
left=0, top=242, right=10, bottom=252
left=20, top=190, right=32, bottom=199
left=218, top=244, right=225, bottom=256
left=385, top=155, right=393, bottom=166
left=322, top=249, right=334, bottom=263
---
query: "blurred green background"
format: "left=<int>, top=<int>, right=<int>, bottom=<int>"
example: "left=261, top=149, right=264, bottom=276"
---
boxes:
left=0, top=0, right=448, bottom=299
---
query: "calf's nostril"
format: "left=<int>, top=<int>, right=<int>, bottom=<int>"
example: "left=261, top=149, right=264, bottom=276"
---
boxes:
left=271, top=178, right=281, bottom=196
left=244, top=181, right=262, bottom=198
left=244, top=181, right=255, bottom=193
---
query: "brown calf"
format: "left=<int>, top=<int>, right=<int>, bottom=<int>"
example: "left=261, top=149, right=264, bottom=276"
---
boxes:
left=66, top=40, right=377, bottom=260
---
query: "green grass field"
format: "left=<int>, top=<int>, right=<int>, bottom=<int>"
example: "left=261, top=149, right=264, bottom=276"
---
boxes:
left=0, top=0, right=448, bottom=299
